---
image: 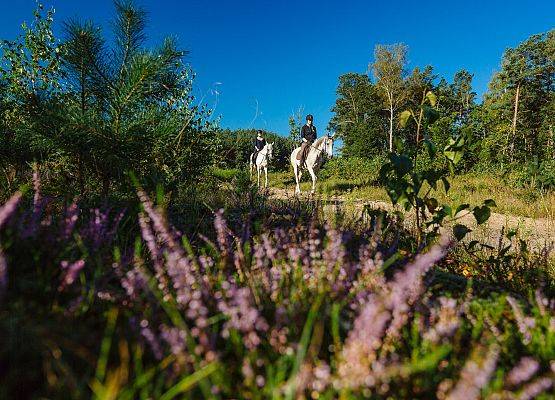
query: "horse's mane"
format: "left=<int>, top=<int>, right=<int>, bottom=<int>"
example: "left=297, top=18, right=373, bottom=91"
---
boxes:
left=313, top=136, right=326, bottom=147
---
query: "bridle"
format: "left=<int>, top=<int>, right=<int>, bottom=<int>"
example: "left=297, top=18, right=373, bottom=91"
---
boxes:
left=307, top=136, right=333, bottom=156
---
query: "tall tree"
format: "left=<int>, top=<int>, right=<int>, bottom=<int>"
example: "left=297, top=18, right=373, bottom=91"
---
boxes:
left=329, top=73, right=385, bottom=157
left=370, top=43, right=408, bottom=152
left=484, top=30, right=555, bottom=162
left=401, top=66, right=437, bottom=147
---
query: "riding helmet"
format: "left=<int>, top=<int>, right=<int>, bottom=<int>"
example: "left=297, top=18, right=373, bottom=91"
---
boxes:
left=306, top=114, right=313, bottom=121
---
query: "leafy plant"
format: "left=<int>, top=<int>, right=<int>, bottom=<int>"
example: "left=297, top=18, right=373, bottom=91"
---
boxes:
left=380, top=132, right=496, bottom=244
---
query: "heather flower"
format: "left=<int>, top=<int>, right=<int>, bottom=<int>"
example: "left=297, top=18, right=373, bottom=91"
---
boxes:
left=0, top=191, right=23, bottom=229
left=337, top=296, right=391, bottom=389
left=160, top=325, right=188, bottom=356
left=424, top=297, right=461, bottom=343
left=445, top=345, right=499, bottom=400
left=506, top=357, right=540, bottom=386
left=218, top=284, right=269, bottom=350
left=121, top=267, right=148, bottom=299
left=58, top=259, right=85, bottom=291
left=507, top=296, right=535, bottom=344
left=384, top=236, right=450, bottom=342
left=214, top=209, right=231, bottom=256
left=137, top=189, right=178, bottom=250
left=141, top=322, right=163, bottom=360
left=80, top=208, right=124, bottom=251
left=517, top=377, right=553, bottom=400
left=0, top=247, right=7, bottom=296
left=61, top=199, right=79, bottom=240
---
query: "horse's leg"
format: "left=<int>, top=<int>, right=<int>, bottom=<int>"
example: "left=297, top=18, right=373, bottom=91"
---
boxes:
left=264, top=166, right=268, bottom=188
left=293, top=164, right=301, bottom=194
left=307, top=165, right=317, bottom=194
left=257, top=165, right=261, bottom=188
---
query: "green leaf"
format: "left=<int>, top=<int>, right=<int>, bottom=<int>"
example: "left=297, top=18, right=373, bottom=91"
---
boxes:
left=453, top=224, right=471, bottom=241
left=423, top=139, right=437, bottom=159
left=425, top=90, right=437, bottom=107
left=425, top=197, right=439, bottom=213
left=441, top=177, right=451, bottom=193
left=473, top=205, right=491, bottom=225
left=399, top=110, right=413, bottom=128
left=455, top=203, right=470, bottom=215
left=391, top=154, right=413, bottom=176
left=444, top=150, right=463, bottom=165
left=483, top=199, right=497, bottom=207
left=159, top=362, right=220, bottom=400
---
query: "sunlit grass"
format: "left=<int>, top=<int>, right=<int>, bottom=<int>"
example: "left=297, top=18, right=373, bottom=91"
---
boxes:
left=268, top=171, right=555, bottom=219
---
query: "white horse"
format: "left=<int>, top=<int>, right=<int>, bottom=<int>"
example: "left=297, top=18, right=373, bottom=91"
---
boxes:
left=250, top=142, right=274, bottom=188
left=290, top=135, right=334, bottom=194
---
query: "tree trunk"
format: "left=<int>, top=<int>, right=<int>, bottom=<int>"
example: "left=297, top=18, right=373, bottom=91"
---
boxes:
left=389, top=104, right=394, bottom=152
left=510, top=82, right=521, bottom=161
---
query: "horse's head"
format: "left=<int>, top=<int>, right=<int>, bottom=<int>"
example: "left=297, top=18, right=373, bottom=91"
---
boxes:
left=266, top=142, right=274, bottom=160
left=324, top=134, right=335, bottom=158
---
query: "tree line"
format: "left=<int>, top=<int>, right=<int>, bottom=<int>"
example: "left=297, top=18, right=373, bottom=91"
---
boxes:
left=1, top=2, right=553, bottom=199
left=329, top=33, right=555, bottom=180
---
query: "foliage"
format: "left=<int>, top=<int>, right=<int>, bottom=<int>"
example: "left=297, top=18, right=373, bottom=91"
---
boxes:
left=319, top=155, right=386, bottom=185
left=215, top=128, right=294, bottom=172
left=0, top=1, right=218, bottom=199
left=329, top=34, right=554, bottom=188
left=1, top=181, right=554, bottom=399
left=380, top=131, right=496, bottom=244
left=329, top=73, right=387, bottom=157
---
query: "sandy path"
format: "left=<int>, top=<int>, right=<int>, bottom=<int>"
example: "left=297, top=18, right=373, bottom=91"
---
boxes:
left=268, top=187, right=555, bottom=251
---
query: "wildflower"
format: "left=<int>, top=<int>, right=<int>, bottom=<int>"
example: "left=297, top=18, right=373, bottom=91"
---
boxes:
left=0, top=248, right=7, bottom=296
left=141, top=323, right=163, bottom=360
left=517, top=377, right=553, bottom=400
left=121, top=267, right=148, bottom=299
left=0, top=191, right=22, bottom=230
left=424, top=297, right=461, bottom=343
left=218, top=284, right=269, bottom=350
left=61, top=199, right=79, bottom=240
left=58, top=259, right=85, bottom=291
left=506, top=357, right=540, bottom=386
left=445, top=345, right=499, bottom=400
left=160, top=325, right=187, bottom=356
left=507, top=296, right=535, bottom=344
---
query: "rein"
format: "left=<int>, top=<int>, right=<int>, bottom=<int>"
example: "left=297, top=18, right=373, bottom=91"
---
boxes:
left=307, top=138, right=331, bottom=155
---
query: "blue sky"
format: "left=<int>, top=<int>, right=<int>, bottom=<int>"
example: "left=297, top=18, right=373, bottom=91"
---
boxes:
left=2, top=0, right=554, bottom=135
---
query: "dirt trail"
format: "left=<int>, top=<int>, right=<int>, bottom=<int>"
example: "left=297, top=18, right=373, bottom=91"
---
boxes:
left=268, top=187, right=555, bottom=251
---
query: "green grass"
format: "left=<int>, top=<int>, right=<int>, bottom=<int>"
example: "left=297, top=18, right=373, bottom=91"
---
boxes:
left=267, top=171, right=555, bottom=220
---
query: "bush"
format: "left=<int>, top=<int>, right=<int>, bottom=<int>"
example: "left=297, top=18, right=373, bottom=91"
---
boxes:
left=320, top=155, right=386, bottom=185
left=0, top=2, right=217, bottom=199
left=215, top=129, right=294, bottom=172
left=502, top=159, right=555, bottom=191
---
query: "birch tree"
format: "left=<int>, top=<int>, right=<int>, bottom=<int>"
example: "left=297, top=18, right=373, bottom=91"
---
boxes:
left=371, top=43, right=408, bottom=152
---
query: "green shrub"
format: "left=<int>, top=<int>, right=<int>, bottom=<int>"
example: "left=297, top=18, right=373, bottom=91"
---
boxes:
left=320, top=155, right=386, bottom=185
left=502, top=159, right=555, bottom=191
left=211, top=167, right=241, bottom=182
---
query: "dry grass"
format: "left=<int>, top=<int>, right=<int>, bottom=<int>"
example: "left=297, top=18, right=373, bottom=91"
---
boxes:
left=269, top=172, right=555, bottom=220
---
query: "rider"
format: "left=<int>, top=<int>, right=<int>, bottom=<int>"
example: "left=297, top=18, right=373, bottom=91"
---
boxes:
left=297, top=114, right=317, bottom=164
left=253, top=130, right=266, bottom=162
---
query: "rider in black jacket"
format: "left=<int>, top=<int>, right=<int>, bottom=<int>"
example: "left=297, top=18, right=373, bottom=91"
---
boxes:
left=297, top=114, right=316, bottom=163
left=253, top=130, right=266, bottom=162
